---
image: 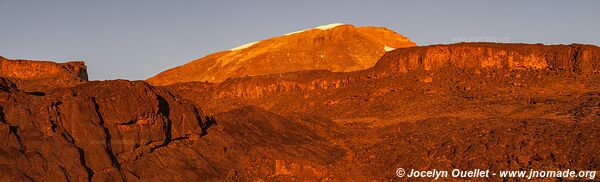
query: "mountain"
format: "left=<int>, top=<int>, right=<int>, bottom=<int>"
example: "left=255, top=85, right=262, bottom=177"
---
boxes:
left=2, top=43, right=600, bottom=181
left=147, top=24, right=415, bottom=85
left=0, top=56, right=88, bottom=91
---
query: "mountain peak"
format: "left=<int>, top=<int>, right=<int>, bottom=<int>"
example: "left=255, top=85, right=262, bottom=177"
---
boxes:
left=230, top=23, right=349, bottom=51
left=315, top=23, right=344, bottom=30
left=148, top=24, right=416, bottom=85
left=283, top=23, right=346, bottom=36
left=314, top=23, right=345, bottom=30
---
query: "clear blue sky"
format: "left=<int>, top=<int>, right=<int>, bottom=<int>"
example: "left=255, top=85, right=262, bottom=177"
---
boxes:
left=1, top=0, right=598, bottom=80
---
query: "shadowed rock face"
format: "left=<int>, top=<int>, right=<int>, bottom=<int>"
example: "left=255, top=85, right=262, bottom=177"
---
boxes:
left=0, top=79, right=344, bottom=181
left=0, top=80, right=206, bottom=181
left=147, top=24, right=415, bottom=85
left=0, top=56, right=88, bottom=91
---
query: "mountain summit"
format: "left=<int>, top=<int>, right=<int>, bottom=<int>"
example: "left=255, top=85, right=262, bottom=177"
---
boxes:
left=147, top=24, right=415, bottom=85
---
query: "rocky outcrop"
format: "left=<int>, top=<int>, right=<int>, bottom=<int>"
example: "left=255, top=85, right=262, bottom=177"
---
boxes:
left=165, top=70, right=354, bottom=99
left=0, top=78, right=348, bottom=181
left=0, top=80, right=206, bottom=181
left=147, top=24, right=415, bottom=85
left=372, top=43, right=600, bottom=75
left=0, top=56, right=89, bottom=91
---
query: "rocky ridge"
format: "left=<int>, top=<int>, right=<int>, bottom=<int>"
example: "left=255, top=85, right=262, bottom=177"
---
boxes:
left=165, top=43, right=600, bottom=100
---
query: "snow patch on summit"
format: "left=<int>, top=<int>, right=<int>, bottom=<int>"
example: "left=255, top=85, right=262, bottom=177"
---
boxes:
left=384, top=46, right=395, bottom=52
left=315, top=23, right=344, bottom=30
left=284, top=23, right=345, bottom=36
left=230, top=41, right=258, bottom=51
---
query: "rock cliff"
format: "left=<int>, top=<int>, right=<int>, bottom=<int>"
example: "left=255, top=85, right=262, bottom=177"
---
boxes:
left=0, top=80, right=207, bottom=181
left=0, top=56, right=88, bottom=91
left=165, top=43, right=600, bottom=100
left=372, top=43, right=600, bottom=75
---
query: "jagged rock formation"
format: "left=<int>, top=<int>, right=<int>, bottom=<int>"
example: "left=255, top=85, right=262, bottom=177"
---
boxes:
left=147, top=24, right=415, bottom=85
left=0, top=56, right=88, bottom=91
left=0, top=80, right=207, bottom=181
left=0, top=79, right=346, bottom=181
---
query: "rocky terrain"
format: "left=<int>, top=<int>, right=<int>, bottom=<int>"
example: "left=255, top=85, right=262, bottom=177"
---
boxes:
left=1, top=41, right=599, bottom=181
left=147, top=24, right=415, bottom=85
left=164, top=42, right=600, bottom=180
left=0, top=56, right=88, bottom=92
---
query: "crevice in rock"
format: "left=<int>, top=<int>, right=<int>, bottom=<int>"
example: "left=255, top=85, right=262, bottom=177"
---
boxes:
left=0, top=105, right=6, bottom=124
left=192, top=106, right=202, bottom=128
left=48, top=101, right=63, bottom=133
left=61, top=132, right=75, bottom=144
left=201, top=116, right=217, bottom=137
left=572, top=46, right=581, bottom=72
left=117, top=119, right=137, bottom=125
left=90, top=97, right=126, bottom=181
left=189, top=103, right=216, bottom=137
left=150, top=95, right=173, bottom=152
left=75, top=145, right=94, bottom=182
left=25, top=91, right=46, bottom=96
left=8, top=125, right=25, bottom=152
left=157, top=95, right=171, bottom=117
left=59, top=128, right=94, bottom=181
left=58, top=165, right=71, bottom=182
left=17, top=169, right=35, bottom=182
left=150, top=119, right=172, bottom=152
left=192, top=106, right=217, bottom=137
